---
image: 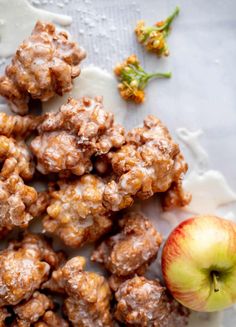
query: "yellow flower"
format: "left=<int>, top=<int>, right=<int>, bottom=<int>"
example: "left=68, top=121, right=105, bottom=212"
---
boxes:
left=114, top=55, right=171, bottom=104
left=135, top=7, right=179, bottom=57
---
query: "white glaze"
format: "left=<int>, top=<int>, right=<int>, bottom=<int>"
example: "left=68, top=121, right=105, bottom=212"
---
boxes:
left=0, top=0, right=72, bottom=57
left=43, top=65, right=127, bottom=124
left=177, top=128, right=209, bottom=172
left=183, top=170, right=236, bottom=215
left=176, top=128, right=236, bottom=220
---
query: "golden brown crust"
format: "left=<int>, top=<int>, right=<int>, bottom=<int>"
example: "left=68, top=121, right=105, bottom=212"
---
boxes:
left=13, top=292, right=54, bottom=327
left=34, top=311, right=69, bottom=327
left=0, top=113, right=42, bottom=138
left=31, top=97, right=125, bottom=176
left=0, top=133, right=38, bottom=234
left=0, top=233, right=63, bottom=307
left=0, top=136, right=35, bottom=180
left=43, top=174, right=112, bottom=248
left=92, top=213, right=162, bottom=290
left=11, top=292, right=69, bottom=327
left=103, top=115, right=188, bottom=211
left=0, top=21, right=86, bottom=115
left=8, top=233, right=66, bottom=269
left=115, top=276, right=190, bottom=326
left=29, top=191, right=51, bottom=218
left=0, top=173, right=37, bottom=233
left=44, top=257, right=113, bottom=327
left=161, top=180, right=191, bottom=210
left=0, top=244, right=49, bottom=306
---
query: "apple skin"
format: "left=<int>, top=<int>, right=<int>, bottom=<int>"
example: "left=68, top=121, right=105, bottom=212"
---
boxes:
left=162, top=215, right=236, bottom=312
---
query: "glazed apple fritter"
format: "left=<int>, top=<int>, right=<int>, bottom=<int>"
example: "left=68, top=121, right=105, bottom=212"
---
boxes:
left=12, top=292, right=54, bottom=327
left=115, top=276, right=190, bottom=327
left=43, top=174, right=112, bottom=248
left=91, top=212, right=162, bottom=290
left=3, top=291, right=69, bottom=327
left=0, top=173, right=37, bottom=236
left=0, top=129, right=38, bottom=236
left=103, top=115, right=190, bottom=211
left=0, top=233, right=64, bottom=307
left=0, top=21, right=86, bottom=115
left=43, top=256, right=113, bottom=327
left=31, top=97, right=125, bottom=177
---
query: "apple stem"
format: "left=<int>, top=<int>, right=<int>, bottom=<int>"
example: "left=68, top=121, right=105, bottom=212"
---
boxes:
left=212, top=272, right=220, bottom=293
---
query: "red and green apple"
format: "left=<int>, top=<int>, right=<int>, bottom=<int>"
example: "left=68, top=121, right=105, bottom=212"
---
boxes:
left=162, top=215, right=236, bottom=312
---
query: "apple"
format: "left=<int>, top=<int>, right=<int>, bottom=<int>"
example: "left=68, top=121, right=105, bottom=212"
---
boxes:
left=162, top=215, right=236, bottom=312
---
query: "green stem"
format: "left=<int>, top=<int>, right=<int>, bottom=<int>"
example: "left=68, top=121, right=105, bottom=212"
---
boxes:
left=165, top=7, right=180, bottom=29
left=141, top=7, right=180, bottom=42
left=148, top=72, right=172, bottom=79
left=156, top=6, right=180, bottom=35
left=139, top=72, right=171, bottom=89
left=212, top=272, right=220, bottom=293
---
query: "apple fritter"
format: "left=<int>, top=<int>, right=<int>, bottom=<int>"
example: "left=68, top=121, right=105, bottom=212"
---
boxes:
left=10, top=291, right=69, bottom=327
left=0, top=21, right=86, bottom=115
left=43, top=174, right=112, bottom=247
left=103, top=115, right=190, bottom=211
left=115, top=276, right=190, bottom=326
left=12, top=292, right=54, bottom=327
left=0, top=233, right=64, bottom=307
left=31, top=97, right=125, bottom=176
left=0, top=173, right=37, bottom=236
left=91, top=212, right=162, bottom=290
left=0, top=127, right=39, bottom=235
left=43, top=256, right=113, bottom=327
